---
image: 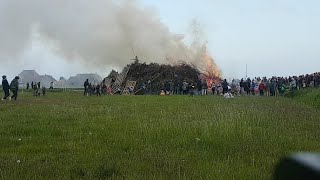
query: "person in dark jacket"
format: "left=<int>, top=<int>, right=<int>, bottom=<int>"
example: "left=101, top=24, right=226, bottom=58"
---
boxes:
left=197, top=79, right=202, bottom=95
left=239, top=79, right=244, bottom=95
left=165, top=80, right=171, bottom=95
left=84, top=79, right=89, bottom=96
left=10, top=76, right=19, bottom=100
left=1, top=75, right=10, bottom=100
left=96, top=84, right=101, bottom=96
left=222, top=79, right=228, bottom=94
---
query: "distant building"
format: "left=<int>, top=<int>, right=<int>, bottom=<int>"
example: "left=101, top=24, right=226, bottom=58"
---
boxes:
left=18, top=70, right=41, bottom=84
left=66, top=73, right=102, bottom=88
left=53, top=77, right=67, bottom=89
left=17, top=70, right=103, bottom=88
left=40, top=75, right=57, bottom=88
left=18, top=70, right=56, bottom=88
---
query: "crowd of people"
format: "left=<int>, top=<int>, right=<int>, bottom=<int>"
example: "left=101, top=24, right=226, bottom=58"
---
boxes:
left=83, top=79, right=104, bottom=96
left=2, top=72, right=319, bottom=100
left=230, top=73, right=320, bottom=97
left=27, top=81, right=47, bottom=97
left=80, top=72, right=319, bottom=97
left=156, top=72, right=320, bottom=97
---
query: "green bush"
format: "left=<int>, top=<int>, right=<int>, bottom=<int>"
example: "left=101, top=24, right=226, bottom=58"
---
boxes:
left=285, top=88, right=320, bottom=108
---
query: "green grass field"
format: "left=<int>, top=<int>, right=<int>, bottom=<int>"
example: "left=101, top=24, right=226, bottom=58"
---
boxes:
left=0, top=90, right=319, bottom=179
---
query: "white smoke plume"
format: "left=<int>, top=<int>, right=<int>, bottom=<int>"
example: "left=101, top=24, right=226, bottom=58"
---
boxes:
left=0, top=0, right=218, bottom=74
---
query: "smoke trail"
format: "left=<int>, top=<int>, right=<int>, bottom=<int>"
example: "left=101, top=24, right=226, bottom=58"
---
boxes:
left=0, top=0, right=220, bottom=76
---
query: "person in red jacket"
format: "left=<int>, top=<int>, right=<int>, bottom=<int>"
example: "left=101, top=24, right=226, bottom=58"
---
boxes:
left=258, top=81, right=265, bottom=96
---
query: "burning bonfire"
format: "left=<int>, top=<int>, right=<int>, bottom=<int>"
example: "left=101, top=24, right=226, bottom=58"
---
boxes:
left=198, top=53, right=222, bottom=88
left=102, top=42, right=222, bottom=94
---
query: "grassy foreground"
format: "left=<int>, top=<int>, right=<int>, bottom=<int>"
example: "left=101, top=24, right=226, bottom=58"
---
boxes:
left=0, top=91, right=319, bottom=179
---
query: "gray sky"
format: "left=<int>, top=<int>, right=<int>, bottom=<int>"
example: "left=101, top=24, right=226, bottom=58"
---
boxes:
left=141, top=0, right=320, bottom=78
left=1, top=0, right=319, bottom=80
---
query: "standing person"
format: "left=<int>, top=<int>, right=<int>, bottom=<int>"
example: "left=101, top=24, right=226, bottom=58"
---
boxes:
left=31, top=81, right=34, bottom=90
left=170, top=80, right=174, bottom=95
left=258, top=81, right=265, bottom=96
left=182, top=80, right=188, bottom=95
left=265, top=80, right=270, bottom=96
left=83, top=79, right=89, bottom=96
left=251, top=81, right=256, bottom=95
left=10, top=76, right=19, bottom=100
left=33, top=82, right=39, bottom=96
left=165, top=80, right=171, bottom=95
left=49, top=82, right=54, bottom=89
left=96, top=84, right=101, bottom=96
left=42, top=86, right=46, bottom=96
left=216, top=83, right=221, bottom=95
left=222, top=79, right=228, bottom=95
left=26, top=82, right=30, bottom=90
left=140, top=82, right=146, bottom=95
left=91, top=84, right=96, bottom=95
left=246, top=78, right=251, bottom=95
left=290, top=78, right=297, bottom=91
left=37, top=82, right=41, bottom=89
left=243, top=81, right=248, bottom=95
left=88, top=83, right=93, bottom=96
left=211, top=82, right=216, bottom=95
left=240, top=79, right=245, bottom=95
left=174, top=78, right=180, bottom=95
left=270, top=80, right=276, bottom=96
left=1, top=75, right=10, bottom=100
left=189, top=82, right=196, bottom=96
left=202, top=80, right=208, bottom=95
left=197, top=79, right=202, bottom=95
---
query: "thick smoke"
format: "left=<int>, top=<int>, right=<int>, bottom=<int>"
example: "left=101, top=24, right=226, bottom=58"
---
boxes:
left=0, top=0, right=218, bottom=74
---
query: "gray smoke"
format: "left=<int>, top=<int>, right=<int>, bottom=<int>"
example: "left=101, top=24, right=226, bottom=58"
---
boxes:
left=0, top=0, right=209, bottom=71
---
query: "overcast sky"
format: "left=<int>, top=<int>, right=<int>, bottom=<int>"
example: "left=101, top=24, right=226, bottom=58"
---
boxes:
left=1, top=0, right=319, bottom=80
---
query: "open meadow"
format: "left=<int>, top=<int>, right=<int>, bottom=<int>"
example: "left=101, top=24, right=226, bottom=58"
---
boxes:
left=0, top=90, right=319, bottom=179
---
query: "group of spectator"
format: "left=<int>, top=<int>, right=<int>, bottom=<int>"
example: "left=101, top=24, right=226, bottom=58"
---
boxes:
left=234, top=72, right=320, bottom=96
left=83, top=79, right=104, bottom=96
left=160, top=72, right=320, bottom=97
left=25, top=81, right=53, bottom=97
left=27, top=81, right=47, bottom=97
left=3, top=72, right=319, bottom=100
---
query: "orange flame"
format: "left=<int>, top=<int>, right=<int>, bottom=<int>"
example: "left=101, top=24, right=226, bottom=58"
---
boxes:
left=199, top=53, right=222, bottom=87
